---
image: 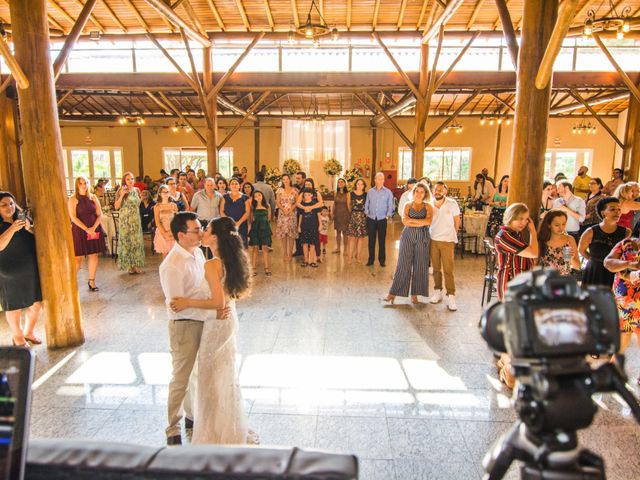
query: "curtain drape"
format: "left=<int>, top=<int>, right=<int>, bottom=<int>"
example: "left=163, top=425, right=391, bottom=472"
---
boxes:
left=280, top=119, right=350, bottom=188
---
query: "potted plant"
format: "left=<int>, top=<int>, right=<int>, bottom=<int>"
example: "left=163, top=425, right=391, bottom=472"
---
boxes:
left=264, top=167, right=282, bottom=191
left=282, top=159, right=301, bottom=176
left=344, top=166, right=364, bottom=191
left=323, top=158, right=343, bottom=191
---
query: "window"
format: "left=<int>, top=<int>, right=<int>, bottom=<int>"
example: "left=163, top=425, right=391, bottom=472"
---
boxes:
left=544, top=149, right=593, bottom=180
left=397, top=147, right=471, bottom=181
left=62, top=147, right=123, bottom=190
left=162, top=147, right=233, bottom=178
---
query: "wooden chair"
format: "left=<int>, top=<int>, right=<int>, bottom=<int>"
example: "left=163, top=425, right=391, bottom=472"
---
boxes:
left=448, top=187, right=461, bottom=198
left=456, top=210, right=478, bottom=258
left=110, top=210, right=119, bottom=261
left=481, top=239, right=498, bottom=305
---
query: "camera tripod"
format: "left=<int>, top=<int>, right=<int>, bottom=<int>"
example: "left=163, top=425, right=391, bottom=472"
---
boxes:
left=482, top=358, right=640, bottom=480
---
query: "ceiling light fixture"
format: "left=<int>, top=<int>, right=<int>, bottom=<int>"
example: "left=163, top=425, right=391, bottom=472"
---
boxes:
left=443, top=121, right=463, bottom=134
left=572, top=120, right=597, bottom=135
left=297, top=0, right=336, bottom=40
left=583, top=2, right=634, bottom=39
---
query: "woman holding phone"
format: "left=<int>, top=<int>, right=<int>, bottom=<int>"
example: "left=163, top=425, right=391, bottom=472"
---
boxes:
left=0, top=191, right=42, bottom=347
left=114, top=171, right=145, bottom=274
left=68, top=176, right=107, bottom=291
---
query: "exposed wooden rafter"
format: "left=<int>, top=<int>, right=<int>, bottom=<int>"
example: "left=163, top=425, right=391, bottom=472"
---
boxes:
left=101, top=0, right=128, bottom=32
left=122, top=0, right=150, bottom=31
left=425, top=90, right=481, bottom=147
left=70, top=0, right=104, bottom=32
left=592, top=33, right=640, bottom=104
left=361, top=92, right=413, bottom=148
left=234, top=0, right=251, bottom=31
left=397, top=0, right=408, bottom=29
left=49, top=0, right=76, bottom=26
left=180, top=28, right=212, bottom=129
left=347, top=0, right=352, bottom=30
left=373, top=0, right=380, bottom=30
left=568, top=88, right=624, bottom=149
left=0, top=35, right=28, bottom=89
left=181, top=0, right=207, bottom=37
left=467, top=0, right=486, bottom=30
left=422, top=0, right=464, bottom=44
left=53, top=0, right=99, bottom=79
left=494, top=0, right=519, bottom=69
left=140, top=0, right=210, bottom=46
left=219, top=91, right=270, bottom=149
left=435, top=31, right=480, bottom=89
left=205, top=0, right=226, bottom=31
left=263, top=0, right=274, bottom=31
left=291, top=0, right=300, bottom=28
left=373, top=32, right=423, bottom=103
left=416, top=0, right=430, bottom=29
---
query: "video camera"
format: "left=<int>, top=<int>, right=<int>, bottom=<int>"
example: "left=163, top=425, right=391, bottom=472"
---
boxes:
left=480, top=269, right=619, bottom=360
left=478, top=269, right=640, bottom=480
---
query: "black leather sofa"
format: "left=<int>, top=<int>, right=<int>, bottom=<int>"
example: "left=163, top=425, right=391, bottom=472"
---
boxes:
left=25, top=439, right=358, bottom=480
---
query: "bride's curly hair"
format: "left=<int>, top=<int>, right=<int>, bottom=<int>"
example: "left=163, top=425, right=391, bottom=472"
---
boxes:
left=209, top=216, right=252, bottom=299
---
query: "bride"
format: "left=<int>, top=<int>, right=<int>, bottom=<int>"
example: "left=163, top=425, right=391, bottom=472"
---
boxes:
left=170, top=216, right=256, bottom=444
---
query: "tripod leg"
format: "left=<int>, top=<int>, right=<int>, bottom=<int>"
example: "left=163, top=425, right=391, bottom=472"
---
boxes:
left=482, top=422, right=521, bottom=480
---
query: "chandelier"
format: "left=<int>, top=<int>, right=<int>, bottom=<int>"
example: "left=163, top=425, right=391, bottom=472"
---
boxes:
left=118, top=115, right=145, bottom=126
left=443, top=121, right=463, bottom=134
left=171, top=121, right=192, bottom=133
left=572, top=120, right=597, bottom=135
left=294, top=0, right=338, bottom=40
left=584, top=1, right=632, bottom=39
left=480, top=116, right=511, bottom=126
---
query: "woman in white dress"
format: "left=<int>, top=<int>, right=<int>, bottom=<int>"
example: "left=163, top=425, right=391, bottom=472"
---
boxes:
left=169, top=216, right=257, bottom=444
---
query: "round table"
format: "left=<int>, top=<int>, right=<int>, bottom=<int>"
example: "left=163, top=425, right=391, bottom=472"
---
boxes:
left=462, top=211, right=489, bottom=253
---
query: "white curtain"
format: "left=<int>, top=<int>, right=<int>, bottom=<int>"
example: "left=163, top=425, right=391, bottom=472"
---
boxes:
left=280, top=119, right=350, bottom=187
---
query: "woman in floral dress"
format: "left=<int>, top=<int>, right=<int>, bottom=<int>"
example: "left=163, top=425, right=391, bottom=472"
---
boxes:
left=346, top=178, right=368, bottom=264
left=275, top=174, right=298, bottom=262
left=114, top=172, right=145, bottom=274
left=604, top=236, right=640, bottom=383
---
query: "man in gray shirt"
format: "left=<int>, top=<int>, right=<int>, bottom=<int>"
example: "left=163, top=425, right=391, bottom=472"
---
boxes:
left=553, top=179, right=586, bottom=242
left=190, top=177, right=222, bottom=223
left=252, top=171, right=276, bottom=214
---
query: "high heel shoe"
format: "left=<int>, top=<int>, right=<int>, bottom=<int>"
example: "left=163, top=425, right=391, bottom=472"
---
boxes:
left=88, top=279, right=99, bottom=292
left=12, top=339, right=30, bottom=348
left=381, top=295, right=395, bottom=305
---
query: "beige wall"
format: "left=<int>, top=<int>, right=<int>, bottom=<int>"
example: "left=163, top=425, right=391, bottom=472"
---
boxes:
left=60, top=115, right=620, bottom=188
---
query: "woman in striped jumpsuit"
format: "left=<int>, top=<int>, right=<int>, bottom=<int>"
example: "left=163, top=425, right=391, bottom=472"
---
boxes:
left=383, top=183, right=433, bottom=304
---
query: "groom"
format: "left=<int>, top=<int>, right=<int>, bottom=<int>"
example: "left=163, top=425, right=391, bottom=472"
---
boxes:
left=159, top=212, right=227, bottom=445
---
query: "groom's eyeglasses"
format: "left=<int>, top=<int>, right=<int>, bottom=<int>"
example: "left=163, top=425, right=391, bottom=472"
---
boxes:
left=185, top=228, right=203, bottom=234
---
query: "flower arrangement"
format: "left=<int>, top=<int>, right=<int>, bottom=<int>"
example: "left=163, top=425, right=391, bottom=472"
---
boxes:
left=264, top=167, right=282, bottom=191
left=323, top=158, right=343, bottom=176
left=282, top=158, right=301, bottom=175
left=344, top=166, right=364, bottom=190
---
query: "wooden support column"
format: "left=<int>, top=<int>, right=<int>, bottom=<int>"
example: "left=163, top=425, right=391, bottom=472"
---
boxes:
left=0, top=89, right=25, bottom=205
left=203, top=46, right=218, bottom=175
left=494, top=0, right=519, bottom=69
left=53, top=0, right=98, bottom=79
left=137, top=127, right=144, bottom=176
left=254, top=119, right=260, bottom=176
left=9, top=0, right=84, bottom=348
left=508, top=0, right=558, bottom=219
left=413, top=43, right=428, bottom=178
left=623, top=90, right=640, bottom=181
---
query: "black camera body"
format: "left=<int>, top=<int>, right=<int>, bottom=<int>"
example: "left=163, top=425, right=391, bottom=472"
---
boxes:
left=480, top=269, right=619, bottom=360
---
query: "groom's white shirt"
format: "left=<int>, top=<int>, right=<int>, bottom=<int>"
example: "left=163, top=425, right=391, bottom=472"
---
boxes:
left=159, top=243, right=208, bottom=322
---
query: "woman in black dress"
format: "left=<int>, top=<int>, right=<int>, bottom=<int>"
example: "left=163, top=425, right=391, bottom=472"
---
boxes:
left=0, top=192, right=42, bottom=347
left=579, top=197, right=630, bottom=288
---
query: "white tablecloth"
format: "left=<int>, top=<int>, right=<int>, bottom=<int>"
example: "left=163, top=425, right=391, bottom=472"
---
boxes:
left=101, top=212, right=116, bottom=255
left=462, top=212, right=489, bottom=253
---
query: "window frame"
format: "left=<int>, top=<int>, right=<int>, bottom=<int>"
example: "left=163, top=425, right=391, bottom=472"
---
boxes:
left=397, top=147, right=472, bottom=182
left=544, top=148, right=593, bottom=180
left=62, top=146, right=123, bottom=191
left=162, top=147, right=233, bottom=178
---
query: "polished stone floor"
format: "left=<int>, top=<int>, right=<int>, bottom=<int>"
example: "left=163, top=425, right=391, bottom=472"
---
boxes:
left=3, top=219, right=640, bottom=480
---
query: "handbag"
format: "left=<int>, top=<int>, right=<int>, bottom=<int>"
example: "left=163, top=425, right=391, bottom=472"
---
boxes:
left=87, top=231, right=101, bottom=240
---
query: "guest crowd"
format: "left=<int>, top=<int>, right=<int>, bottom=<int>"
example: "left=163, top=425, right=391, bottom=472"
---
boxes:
left=1, top=163, right=639, bottom=395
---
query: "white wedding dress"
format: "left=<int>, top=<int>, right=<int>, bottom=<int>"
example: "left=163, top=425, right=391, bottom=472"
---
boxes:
left=191, top=273, right=250, bottom=445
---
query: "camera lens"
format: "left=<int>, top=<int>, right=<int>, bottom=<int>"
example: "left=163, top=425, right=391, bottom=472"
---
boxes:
left=479, top=303, right=507, bottom=353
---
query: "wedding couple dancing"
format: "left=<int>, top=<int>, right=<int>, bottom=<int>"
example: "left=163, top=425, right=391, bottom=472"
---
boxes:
left=159, top=212, right=256, bottom=445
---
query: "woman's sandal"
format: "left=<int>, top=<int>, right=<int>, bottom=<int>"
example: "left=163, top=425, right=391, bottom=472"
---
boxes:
left=301, top=262, right=308, bottom=267
left=264, top=269, right=272, bottom=276
left=24, top=335, right=42, bottom=345
left=252, top=269, right=258, bottom=276
left=88, top=279, right=99, bottom=292
left=310, top=263, right=318, bottom=268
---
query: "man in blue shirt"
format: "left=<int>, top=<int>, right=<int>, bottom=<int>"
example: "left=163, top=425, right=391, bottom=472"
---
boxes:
left=365, top=172, right=395, bottom=266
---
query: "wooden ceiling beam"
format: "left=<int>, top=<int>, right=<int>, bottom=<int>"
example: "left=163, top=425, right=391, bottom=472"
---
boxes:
left=425, top=90, right=480, bottom=147
left=122, top=0, right=150, bottom=31
left=397, top=0, right=408, bottom=30
left=568, top=88, right=624, bottom=148
left=234, top=0, right=251, bottom=31
left=48, top=14, right=68, bottom=34
left=219, top=91, right=270, bottom=149
left=372, top=0, right=380, bottom=30
left=0, top=35, right=28, bottom=89
left=291, top=0, right=299, bottom=28
left=140, top=0, right=210, bottom=46
left=494, top=0, right=518, bottom=69
left=181, top=0, right=207, bottom=37
left=57, top=89, right=75, bottom=107
left=100, top=0, right=128, bottom=32
left=53, top=0, right=99, bottom=80
left=435, top=31, right=480, bottom=90
left=490, top=92, right=514, bottom=111
left=49, top=0, right=76, bottom=26
left=263, top=0, right=274, bottom=31
left=69, top=0, right=103, bottom=32
left=372, top=32, right=423, bottom=104
left=592, top=33, right=640, bottom=104
left=146, top=33, right=198, bottom=90
left=347, top=0, right=352, bottom=31
left=205, top=0, right=225, bottom=31
left=535, top=0, right=581, bottom=90
left=180, top=27, right=212, bottom=129
left=416, top=0, right=429, bottom=29
left=208, top=32, right=265, bottom=100
left=422, top=0, right=464, bottom=44
left=361, top=92, right=413, bottom=148
left=154, top=91, right=207, bottom=144
left=467, top=0, right=486, bottom=30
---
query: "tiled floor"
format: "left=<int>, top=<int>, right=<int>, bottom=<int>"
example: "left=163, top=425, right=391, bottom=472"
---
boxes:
left=3, top=219, right=640, bottom=479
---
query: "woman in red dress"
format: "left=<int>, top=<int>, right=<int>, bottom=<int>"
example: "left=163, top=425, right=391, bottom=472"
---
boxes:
left=68, top=176, right=106, bottom=291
